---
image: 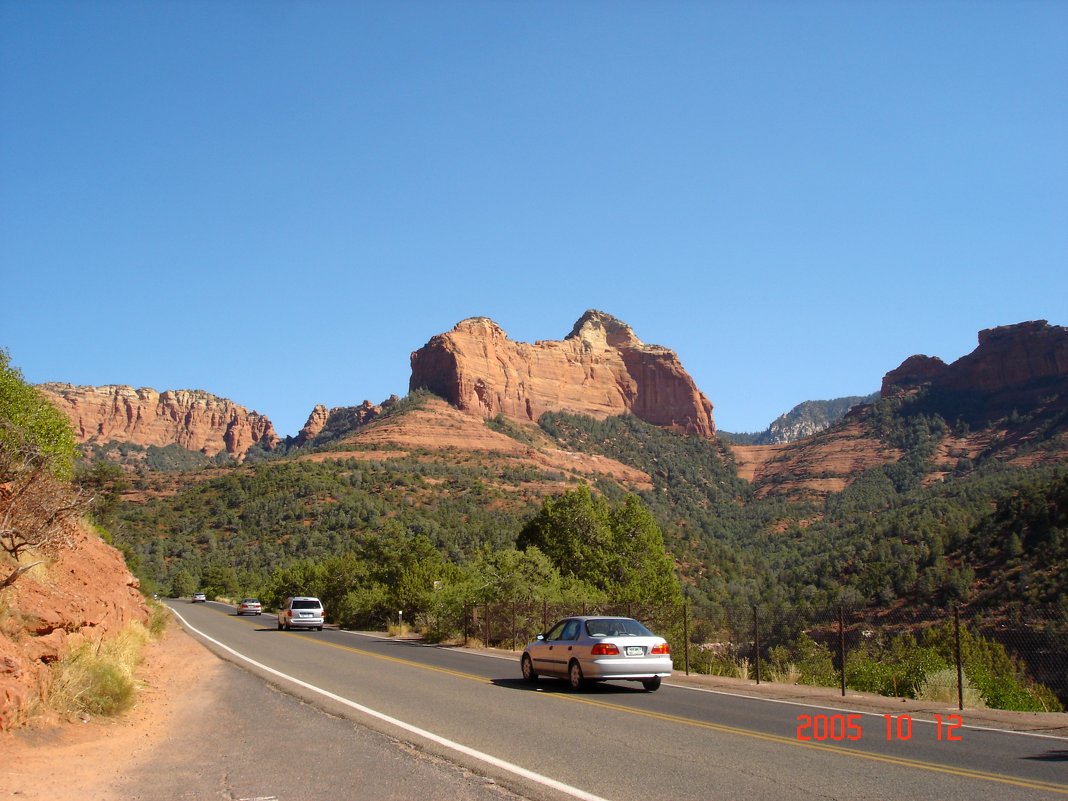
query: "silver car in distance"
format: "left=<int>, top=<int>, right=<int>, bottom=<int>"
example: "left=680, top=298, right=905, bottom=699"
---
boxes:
left=521, top=616, right=672, bottom=692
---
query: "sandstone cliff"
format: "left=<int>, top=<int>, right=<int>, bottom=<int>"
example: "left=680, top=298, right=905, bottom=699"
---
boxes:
left=881, top=320, right=1068, bottom=422
left=409, top=311, right=715, bottom=438
left=37, top=384, right=279, bottom=460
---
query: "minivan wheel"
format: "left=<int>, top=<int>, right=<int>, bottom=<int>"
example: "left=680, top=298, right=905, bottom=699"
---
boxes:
left=521, top=654, right=538, bottom=683
left=568, top=660, right=585, bottom=691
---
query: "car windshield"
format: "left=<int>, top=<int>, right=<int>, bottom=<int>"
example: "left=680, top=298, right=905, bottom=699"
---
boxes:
left=292, top=600, right=321, bottom=610
left=585, top=618, right=654, bottom=637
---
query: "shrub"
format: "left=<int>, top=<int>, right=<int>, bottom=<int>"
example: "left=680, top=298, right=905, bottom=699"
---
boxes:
left=768, top=633, right=838, bottom=687
left=847, top=633, right=948, bottom=699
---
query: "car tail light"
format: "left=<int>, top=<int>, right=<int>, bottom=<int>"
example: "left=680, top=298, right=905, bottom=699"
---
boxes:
left=650, top=643, right=670, bottom=655
left=591, top=643, right=620, bottom=656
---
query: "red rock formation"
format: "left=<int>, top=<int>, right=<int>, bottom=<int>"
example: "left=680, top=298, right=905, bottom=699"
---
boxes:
left=410, top=311, right=715, bottom=438
left=37, top=384, right=279, bottom=460
left=294, top=397, right=398, bottom=446
left=296, top=404, right=331, bottom=445
left=881, top=321, right=1068, bottom=409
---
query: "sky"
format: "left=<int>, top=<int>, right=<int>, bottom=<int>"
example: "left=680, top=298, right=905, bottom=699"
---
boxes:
left=2, top=2, right=1066, bottom=438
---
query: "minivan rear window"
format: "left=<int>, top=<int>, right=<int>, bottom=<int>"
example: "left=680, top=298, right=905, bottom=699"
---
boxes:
left=293, top=600, right=322, bottom=610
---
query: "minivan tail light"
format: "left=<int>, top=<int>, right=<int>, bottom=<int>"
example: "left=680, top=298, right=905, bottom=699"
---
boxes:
left=591, top=643, right=620, bottom=656
left=650, top=643, right=670, bottom=655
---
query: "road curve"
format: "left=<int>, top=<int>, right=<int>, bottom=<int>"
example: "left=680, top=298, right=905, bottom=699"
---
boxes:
left=166, top=602, right=1068, bottom=801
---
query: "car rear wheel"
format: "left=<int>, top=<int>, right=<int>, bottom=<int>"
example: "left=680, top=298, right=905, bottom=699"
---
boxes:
left=642, top=676, right=662, bottom=692
left=521, top=654, right=538, bottom=683
left=568, top=660, right=585, bottom=691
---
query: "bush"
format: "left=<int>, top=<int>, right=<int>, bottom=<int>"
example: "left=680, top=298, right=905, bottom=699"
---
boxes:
left=922, top=622, right=1064, bottom=711
left=847, top=632, right=948, bottom=699
left=768, top=633, right=838, bottom=687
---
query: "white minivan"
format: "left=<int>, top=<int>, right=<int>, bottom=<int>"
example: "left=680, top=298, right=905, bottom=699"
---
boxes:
left=277, top=596, right=325, bottom=631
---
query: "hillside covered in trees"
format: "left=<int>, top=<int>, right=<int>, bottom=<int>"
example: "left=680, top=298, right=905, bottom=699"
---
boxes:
left=99, top=387, right=1068, bottom=626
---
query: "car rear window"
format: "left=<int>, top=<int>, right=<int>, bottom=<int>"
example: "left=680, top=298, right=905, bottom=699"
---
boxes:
left=586, top=619, right=654, bottom=637
left=292, top=600, right=322, bottom=610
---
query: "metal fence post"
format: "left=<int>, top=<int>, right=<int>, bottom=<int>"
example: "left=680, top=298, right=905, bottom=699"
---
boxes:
left=463, top=603, right=468, bottom=647
left=683, top=600, right=690, bottom=676
left=511, top=601, right=516, bottom=652
left=838, top=606, right=847, bottom=697
left=954, top=604, right=964, bottom=711
left=753, top=605, right=761, bottom=685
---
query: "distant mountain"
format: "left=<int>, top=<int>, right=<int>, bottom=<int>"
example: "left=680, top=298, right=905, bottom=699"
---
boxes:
left=36, top=383, right=279, bottom=462
left=721, top=394, right=879, bottom=445
left=731, top=321, right=1068, bottom=501
left=410, top=310, right=716, bottom=439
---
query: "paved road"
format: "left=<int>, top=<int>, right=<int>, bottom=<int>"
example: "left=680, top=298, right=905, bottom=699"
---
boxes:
left=161, top=601, right=1068, bottom=801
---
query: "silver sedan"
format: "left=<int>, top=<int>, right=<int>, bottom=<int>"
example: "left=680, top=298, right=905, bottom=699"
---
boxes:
left=521, top=616, right=672, bottom=692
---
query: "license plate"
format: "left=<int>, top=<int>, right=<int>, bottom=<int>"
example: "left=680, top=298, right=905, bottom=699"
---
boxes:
left=626, top=646, right=644, bottom=656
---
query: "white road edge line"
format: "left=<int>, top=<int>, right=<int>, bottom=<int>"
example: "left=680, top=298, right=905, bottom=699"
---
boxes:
left=170, top=608, right=612, bottom=801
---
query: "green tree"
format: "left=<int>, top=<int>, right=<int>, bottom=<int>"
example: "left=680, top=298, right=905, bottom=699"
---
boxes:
left=607, top=494, right=682, bottom=603
left=200, top=564, right=240, bottom=600
left=0, top=351, right=87, bottom=587
left=0, top=350, right=78, bottom=480
left=75, top=460, right=128, bottom=528
left=169, top=569, right=197, bottom=598
left=518, top=485, right=681, bottom=603
left=468, top=546, right=564, bottom=603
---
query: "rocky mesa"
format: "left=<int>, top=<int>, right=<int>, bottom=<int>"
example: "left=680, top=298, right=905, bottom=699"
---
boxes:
left=36, top=384, right=279, bottom=461
left=409, top=310, right=715, bottom=438
left=882, top=320, right=1068, bottom=409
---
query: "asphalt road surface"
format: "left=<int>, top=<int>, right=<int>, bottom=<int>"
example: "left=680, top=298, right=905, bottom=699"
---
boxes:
left=158, top=601, right=1068, bottom=801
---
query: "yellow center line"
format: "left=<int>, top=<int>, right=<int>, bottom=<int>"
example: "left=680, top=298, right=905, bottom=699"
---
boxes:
left=257, top=620, right=1068, bottom=797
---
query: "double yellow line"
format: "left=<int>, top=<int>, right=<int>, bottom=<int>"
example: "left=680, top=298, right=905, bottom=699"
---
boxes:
left=270, top=622, right=1068, bottom=797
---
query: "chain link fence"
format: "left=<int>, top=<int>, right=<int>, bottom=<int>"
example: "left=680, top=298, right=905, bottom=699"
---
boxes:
left=456, top=600, right=1066, bottom=713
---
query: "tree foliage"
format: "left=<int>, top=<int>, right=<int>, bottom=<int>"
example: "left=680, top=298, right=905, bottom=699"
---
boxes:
left=518, top=485, right=681, bottom=604
left=0, top=351, right=86, bottom=587
left=0, top=350, right=78, bottom=480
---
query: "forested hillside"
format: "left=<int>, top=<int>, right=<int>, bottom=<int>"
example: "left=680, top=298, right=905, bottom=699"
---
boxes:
left=102, top=390, right=1068, bottom=627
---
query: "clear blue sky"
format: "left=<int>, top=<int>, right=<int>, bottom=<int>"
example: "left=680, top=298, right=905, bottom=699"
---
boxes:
left=3, top=2, right=1066, bottom=437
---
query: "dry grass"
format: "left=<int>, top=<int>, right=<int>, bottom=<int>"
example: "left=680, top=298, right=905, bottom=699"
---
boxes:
left=767, top=661, right=803, bottom=684
left=916, top=668, right=986, bottom=708
left=386, top=622, right=412, bottom=638
left=47, top=618, right=160, bottom=719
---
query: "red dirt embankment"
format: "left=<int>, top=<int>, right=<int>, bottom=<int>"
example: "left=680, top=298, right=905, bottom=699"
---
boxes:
left=0, top=523, right=148, bottom=731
